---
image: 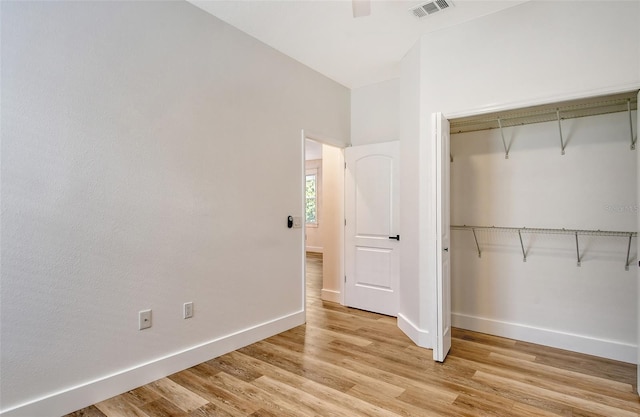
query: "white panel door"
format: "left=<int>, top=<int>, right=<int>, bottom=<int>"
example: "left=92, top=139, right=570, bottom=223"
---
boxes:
left=637, top=90, right=639, bottom=394
left=345, top=141, right=399, bottom=317
left=434, top=112, right=452, bottom=362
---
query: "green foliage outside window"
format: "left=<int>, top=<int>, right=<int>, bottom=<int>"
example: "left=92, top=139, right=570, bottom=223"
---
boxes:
left=306, top=174, right=317, bottom=224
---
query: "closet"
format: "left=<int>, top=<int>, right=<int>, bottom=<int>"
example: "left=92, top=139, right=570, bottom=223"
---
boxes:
left=448, top=90, right=638, bottom=363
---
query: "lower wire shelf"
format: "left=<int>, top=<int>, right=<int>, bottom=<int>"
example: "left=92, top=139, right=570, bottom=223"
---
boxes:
left=451, top=225, right=638, bottom=270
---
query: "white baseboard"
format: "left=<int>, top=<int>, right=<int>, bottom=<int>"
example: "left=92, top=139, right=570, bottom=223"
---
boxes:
left=305, top=246, right=323, bottom=253
left=397, top=313, right=431, bottom=348
left=452, top=312, right=636, bottom=364
left=1, top=311, right=305, bottom=417
left=320, top=289, right=341, bottom=303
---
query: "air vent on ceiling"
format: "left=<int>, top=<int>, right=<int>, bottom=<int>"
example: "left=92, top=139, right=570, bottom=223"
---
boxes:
left=410, top=0, right=453, bottom=18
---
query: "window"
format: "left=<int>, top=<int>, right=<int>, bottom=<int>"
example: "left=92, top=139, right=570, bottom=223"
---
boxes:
left=306, top=171, right=318, bottom=225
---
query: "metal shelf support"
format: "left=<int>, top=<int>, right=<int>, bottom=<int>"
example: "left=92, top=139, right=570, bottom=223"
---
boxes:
left=625, top=233, right=633, bottom=271
left=497, top=118, right=509, bottom=159
left=472, top=228, right=481, bottom=258
left=557, top=109, right=566, bottom=155
left=451, top=225, right=637, bottom=270
left=628, top=99, right=636, bottom=151
left=575, top=232, right=581, bottom=267
left=518, top=229, right=527, bottom=262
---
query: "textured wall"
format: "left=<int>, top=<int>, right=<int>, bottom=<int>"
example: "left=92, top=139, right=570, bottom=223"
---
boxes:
left=1, top=1, right=349, bottom=415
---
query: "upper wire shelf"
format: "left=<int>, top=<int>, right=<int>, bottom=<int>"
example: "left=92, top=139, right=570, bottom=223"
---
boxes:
left=449, top=90, right=638, bottom=159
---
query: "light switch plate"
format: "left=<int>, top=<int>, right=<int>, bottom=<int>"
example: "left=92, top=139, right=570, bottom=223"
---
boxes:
left=183, top=302, right=193, bottom=319
left=293, top=216, right=302, bottom=228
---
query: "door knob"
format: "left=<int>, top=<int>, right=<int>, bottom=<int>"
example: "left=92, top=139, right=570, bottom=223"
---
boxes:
left=389, top=235, right=400, bottom=241
left=443, top=248, right=449, bottom=252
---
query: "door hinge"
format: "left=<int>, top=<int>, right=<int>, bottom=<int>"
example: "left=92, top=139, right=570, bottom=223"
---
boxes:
left=344, top=162, right=347, bottom=169
left=344, top=275, right=347, bottom=283
left=344, top=219, right=347, bottom=226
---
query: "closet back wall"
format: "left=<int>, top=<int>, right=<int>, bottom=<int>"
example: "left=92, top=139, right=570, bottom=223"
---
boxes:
left=450, top=110, right=638, bottom=363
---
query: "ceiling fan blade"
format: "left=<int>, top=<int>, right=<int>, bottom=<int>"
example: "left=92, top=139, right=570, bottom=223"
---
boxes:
left=352, top=0, right=371, bottom=18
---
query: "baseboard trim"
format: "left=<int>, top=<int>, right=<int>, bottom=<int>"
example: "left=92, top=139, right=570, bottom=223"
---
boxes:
left=1, top=311, right=305, bottom=417
left=320, top=289, right=341, bottom=303
left=397, top=313, right=431, bottom=348
left=452, top=312, right=636, bottom=364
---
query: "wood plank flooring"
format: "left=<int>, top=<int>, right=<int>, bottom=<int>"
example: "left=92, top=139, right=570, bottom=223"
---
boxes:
left=67, top=252, right=639, bottom=416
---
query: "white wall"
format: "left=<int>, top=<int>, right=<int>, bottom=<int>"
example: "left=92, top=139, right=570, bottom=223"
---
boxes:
left=398, top=42, right=432, bottom=345
left=451, top=111, right=637, bottom=362
left=351, top=78, right=400, bottom=146
left=320, top=145, right=345, bottom=304
left=399, top=0, right=640, bottom=355
left=0, top=2, right=349, bottom=416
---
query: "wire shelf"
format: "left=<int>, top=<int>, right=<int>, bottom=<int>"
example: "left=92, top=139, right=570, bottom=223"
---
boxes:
left=451, top=225, right=637, bottom=270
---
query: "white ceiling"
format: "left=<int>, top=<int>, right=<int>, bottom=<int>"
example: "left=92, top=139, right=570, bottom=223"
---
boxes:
left=189, top=0, right=528, bottom=89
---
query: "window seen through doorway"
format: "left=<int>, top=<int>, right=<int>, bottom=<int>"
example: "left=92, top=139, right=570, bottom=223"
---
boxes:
left=306, top=170, right=318, bottom=225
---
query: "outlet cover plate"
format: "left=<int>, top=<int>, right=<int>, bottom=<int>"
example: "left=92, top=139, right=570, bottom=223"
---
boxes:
left=139, top=309, right=152, bottom=330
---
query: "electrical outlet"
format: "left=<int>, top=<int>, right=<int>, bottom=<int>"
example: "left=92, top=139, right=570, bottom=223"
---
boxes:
left=139, top=309, right=152, bottom=330
left=183, top=302, right=193, bottom=319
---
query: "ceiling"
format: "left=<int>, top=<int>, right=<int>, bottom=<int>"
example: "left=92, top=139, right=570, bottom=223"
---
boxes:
left=189, top=0, right=529, bottom=89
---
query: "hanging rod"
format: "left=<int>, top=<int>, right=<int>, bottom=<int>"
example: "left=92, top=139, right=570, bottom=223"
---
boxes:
left=451, top=225, right=637, bottom=270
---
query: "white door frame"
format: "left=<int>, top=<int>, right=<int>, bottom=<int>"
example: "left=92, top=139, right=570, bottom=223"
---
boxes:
left=636, top=90, right=639, bottom=395
left=433, top=112, right=451, bottom=362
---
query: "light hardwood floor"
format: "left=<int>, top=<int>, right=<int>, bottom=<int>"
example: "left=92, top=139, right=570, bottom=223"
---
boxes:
left=67, top=252, right=639, bottom=416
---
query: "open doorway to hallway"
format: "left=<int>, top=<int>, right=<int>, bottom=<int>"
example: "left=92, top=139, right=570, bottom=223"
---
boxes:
left=304, top=138, right=344, bottom=307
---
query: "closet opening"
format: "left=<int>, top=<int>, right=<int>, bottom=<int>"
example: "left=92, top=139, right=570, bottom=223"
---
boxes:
left=447, top=90, right=638, bottom=365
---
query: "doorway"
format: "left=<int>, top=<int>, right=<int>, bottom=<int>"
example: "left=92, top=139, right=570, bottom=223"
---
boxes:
left=303, top=136, right=345, bottom=308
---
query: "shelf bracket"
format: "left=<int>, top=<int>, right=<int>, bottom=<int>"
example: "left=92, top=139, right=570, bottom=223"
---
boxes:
left=518, top=229, right=527, bottom=262
left=575, top=232, right=581, bottom=267
left=472, top=228, right=481, bottom=258
left=628, top=99, right=636, bottom=151
left=625, top=233, right=633, bottom=271
left=557, top=109, right=566, bottom=155
left=497, top=118, right=509, bottom=159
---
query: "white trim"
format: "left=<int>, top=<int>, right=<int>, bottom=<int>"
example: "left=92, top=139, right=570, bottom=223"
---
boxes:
left=446, top=83, right=640, bottom=120
left=397, top=313, right=431, bottom=348
left=300, top=130, right=307, bottom=315
left=637, top=90, right=640, bottom=394
left=320, top=289, right=341, bottom=303
left=305, top=246, right=323, bottom=253
left=452, top=312, right=636, bottom=364
left=0, top=311, right=305, bottom=417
